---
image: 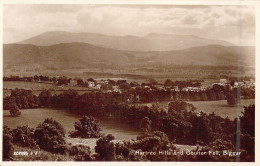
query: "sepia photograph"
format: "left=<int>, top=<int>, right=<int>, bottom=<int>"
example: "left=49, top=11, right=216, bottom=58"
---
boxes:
left=2, top=2, right=256, bottom=163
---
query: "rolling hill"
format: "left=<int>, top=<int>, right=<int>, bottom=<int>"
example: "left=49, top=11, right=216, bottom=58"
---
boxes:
left=3, top=42, right=254, bottom=71
left=17, top=31, right=233, bottom=51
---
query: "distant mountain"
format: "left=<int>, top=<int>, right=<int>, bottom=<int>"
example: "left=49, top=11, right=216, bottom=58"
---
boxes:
left=3, top=42, right=254, bottom=71
left=17, top=31, right=233, bottom=51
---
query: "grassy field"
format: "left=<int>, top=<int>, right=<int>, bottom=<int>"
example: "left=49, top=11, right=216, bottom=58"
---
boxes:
left=3, top=81, right=90, bottom=90
left=3, top=108, right=140, bottom=140
left=4, top=81, right=56, bottom=90
left=135, top=99, right=255, bottom=120
left=3, top=81, right=95, bottom=97
left=3, top=108, right=140, bottom=152
left=189, top=99, right=255, bottom=119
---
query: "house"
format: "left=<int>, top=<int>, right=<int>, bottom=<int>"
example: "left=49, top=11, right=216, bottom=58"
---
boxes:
left=69, top=79, right=77, bottom=86
left=88, top=81, right=95, bottom=88
left=220, top=79, right=227, bottom=83
left=112, top=86, right=121, bottom=93
left=95, top=84, right=101, bottom=89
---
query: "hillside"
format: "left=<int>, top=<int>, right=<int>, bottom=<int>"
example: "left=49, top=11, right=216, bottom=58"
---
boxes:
left=3, top=42, right=254, bottom=71
left=17, top=31, right=233, bottom=51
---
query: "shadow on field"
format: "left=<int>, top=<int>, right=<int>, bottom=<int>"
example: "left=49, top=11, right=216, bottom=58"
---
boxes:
left=217, top=104, right=242, bottom=108
left=3, top=114, right=18, bottom=117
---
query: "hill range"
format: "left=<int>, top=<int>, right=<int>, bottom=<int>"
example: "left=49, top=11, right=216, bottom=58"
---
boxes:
left=3, top=31, right=255, bottom=71
left=18, top=31, right=233, bottom=51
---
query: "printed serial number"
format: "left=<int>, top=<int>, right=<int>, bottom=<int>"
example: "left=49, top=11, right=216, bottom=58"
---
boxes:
left=13, top=151, right=28, bottom=156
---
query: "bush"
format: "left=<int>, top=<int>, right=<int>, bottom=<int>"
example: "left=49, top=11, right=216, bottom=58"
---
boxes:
left=194, top=138, right=236, bottom=161
left=3, top=126, right=14, bottom=160
left=140, top=117, right=152, bottom=133
left=68, top=145, right=92, bottom=161
left=69, top=116, right=102, bottom=138
left=226, top=89, right=238, bottom=106
left=95, top=134, right=116, bottom=161
left=12, top=125, right=38, bottom=148
left=241, top=105, right=255, bottom=136
left=33, top=118, right=66, bottom=154
left=240, top=105, right=255, bottom=161
left=115, top=142, right=130, bottom=159
left=133, top=131, right=171, bottom=152
left=168, top=100, right=196, bottom=113
left=9, top=103, right=21, bottom=117
left=122, top=131, right=176, bottom=161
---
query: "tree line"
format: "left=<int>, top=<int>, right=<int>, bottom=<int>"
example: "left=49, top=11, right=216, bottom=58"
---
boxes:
left=3, top=88, right=254, bottom=148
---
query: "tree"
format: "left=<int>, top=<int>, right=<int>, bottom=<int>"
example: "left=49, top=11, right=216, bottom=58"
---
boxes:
left=164, top=79, right=174, bottom=87
left=95, top=134, right=116, bottom=161
left=190, top=115, right=211, bottom=145
left=77, top=79, right=84, bottom=86
left=38, top=90, right=52, bottom=107
left=134, top=131, right=171, bottom=151
left=12, top=125, right=38, bottom=148
left=119, top=82, right=131, bottom=91
left=168, top=100, right=196, bottom=113
left=33, top=75, right=39, bottom=81
left=87, top=78, right=96, bottom=82
left=69, top=145, right=92, bottom=161
left=147, top=78, right=157, bottom=85
left=140, top=117, right=152, bottom=133
left=240, top=105, right=255, bottom=159
left=33, top=118, right=66, bottom=154
left=241, top=105, right=255, bottom=137
left=226, top=94, right=237, bottom=105
left=9, top=103, right=21, bottom=117
left=226, top=88, right=239, bottom=106
left=3, top=126, right=14, bottom=160
left=159, top=115, right=192, bottom=143
left=125, top=131, right=175, bottom=161
left=69, top=116, right=102, bottom=138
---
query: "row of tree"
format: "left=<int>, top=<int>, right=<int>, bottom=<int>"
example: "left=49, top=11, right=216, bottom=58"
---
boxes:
left=3, top=89, right=253, bottom=147
left=3, top=84, right=254, bottom=114
left=3, top=75, right=71, bottom=86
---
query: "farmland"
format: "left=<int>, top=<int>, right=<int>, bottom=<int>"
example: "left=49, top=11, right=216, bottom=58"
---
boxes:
left=3, top=81, right=96, bottom=97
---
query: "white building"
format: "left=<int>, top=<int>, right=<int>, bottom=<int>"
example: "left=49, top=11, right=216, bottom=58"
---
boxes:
left=88, top=81, right=95, bottom=88
left=69, top=79, right=77, bottom=86
left=220, top=79, right=227, bottom=83
left=95, top=84, right=101, bottom=89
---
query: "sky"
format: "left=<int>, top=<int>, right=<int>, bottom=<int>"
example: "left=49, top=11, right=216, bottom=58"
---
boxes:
left=3, top=4, right=255, bottom=46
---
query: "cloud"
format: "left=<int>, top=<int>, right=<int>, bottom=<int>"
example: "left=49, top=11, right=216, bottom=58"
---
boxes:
left=3, top=5, right=255, bottom=46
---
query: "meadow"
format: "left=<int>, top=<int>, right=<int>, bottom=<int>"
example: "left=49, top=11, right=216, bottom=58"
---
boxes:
left=3, top=108, right=198, bottom=153
left=3, top=81, right=93, bottom=97
left=3, top=81, right=56, bottom=90
left=3, top=108, right=140, bottom=142
left=135, top=99, right=255, bottom=120
left=189, top=99, right=255, bottom=119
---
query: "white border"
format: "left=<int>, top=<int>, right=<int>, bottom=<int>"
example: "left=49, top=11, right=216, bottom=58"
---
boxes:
left=0, top=0, right=259, bottom=166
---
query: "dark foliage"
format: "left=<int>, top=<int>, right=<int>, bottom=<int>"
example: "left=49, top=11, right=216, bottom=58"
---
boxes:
left=68, top=145, right=92, bottom=161
left=12, top=125, right=38, bottom=148
left=226, top=88, right=239, bottom=105
left=95, top=134, right=116, bottom=161
left=3, top=126, right=14, bottom=160
left=9, top=103, right=21, bottom=117
left=241, top=105, right=255, bottom=137
left=140, top=117, right=152, bottom=133
left=239, top=104, right=255, bottom=161
left=33, top=118, right=66, bottom=154
left=69, top=116, right=103, bottom=138
left=4, top=89, right=39, bottom=110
